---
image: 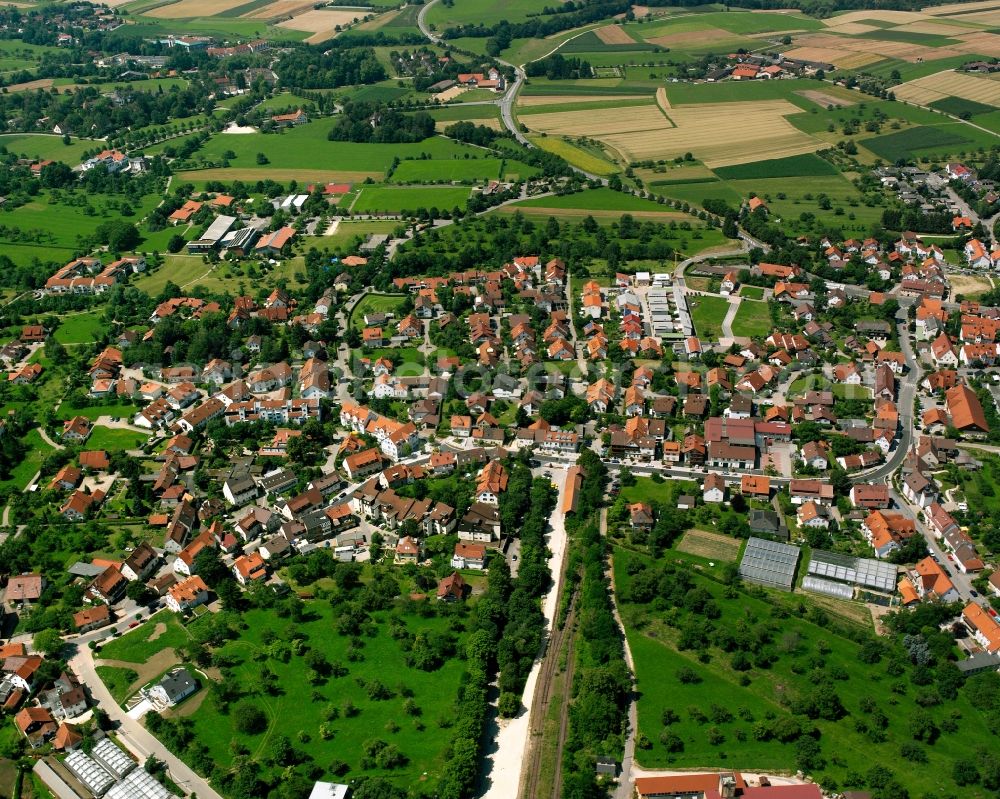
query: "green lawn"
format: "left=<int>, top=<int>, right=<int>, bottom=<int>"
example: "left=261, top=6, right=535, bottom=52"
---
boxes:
left=730, top=299, right=771, bottom=338
left=96, top=665, right=140, bottom=704
left=85, top=426, right=149, bottom=452
left=351, top=185, right=472, bottom=214
left=426, top=0, right=549, bottom=29
left=615, top=549, right=998, bottom=796
left=56, top=401, right=137, bottom=421
left=54, top=312, right=106, bottom=345
left=97, top=613, right=190, bottom=663
left=350, top=294, right=408, bottom=332
left=181, top=602, right=472, bottom=791
left=0, top=134, right=94, bottom=164
left=688, top=294, right=730, bottom=339
left=740, top=286, right=765, bottom=300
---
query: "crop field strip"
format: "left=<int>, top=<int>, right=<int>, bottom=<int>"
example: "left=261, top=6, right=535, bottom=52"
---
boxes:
left=893, top=69, right=1000, bottom=106
left=145, top=0, right=250, bottom=17
left=594, top=24, right=637, bottom=45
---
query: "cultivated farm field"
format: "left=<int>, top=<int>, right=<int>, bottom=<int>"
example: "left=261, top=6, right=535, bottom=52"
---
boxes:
left=893, top=70, right=1000, bottom=106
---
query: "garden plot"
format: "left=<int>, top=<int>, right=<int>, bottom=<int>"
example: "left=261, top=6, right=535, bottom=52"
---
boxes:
left=894, top=70, right=1000, bottom=106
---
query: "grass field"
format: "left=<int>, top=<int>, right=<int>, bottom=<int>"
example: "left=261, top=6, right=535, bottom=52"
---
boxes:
left=0, top=134, right=94, bottom=164
left=389, top=158, right=505, bottom=183
left=676, top=529, right=742, bottom=561
left=740, top=286, right=765, bottom=300
left=182, top=602, right=472, bottom=790
left=730, top=300, right=772, bottom=338
left=689, top=295, right=731, bottom=339
left=183, top=125, right=483, bottom=176
left=97, top=614, right=190, bottom=663
left=615, top=549, right=997, bottom=796
left=426, top=0, right=549, bottom=30
left=928, top=96, right=997, bottom=117
left=714, top=153, right=837, bottom=180
left=862, top=124, right=971, bottom=161
left=86, top=426, right=149, bottom=451
left=351, top=185, right=471, bottom=213
left=54, top=312, right=105, bottom=345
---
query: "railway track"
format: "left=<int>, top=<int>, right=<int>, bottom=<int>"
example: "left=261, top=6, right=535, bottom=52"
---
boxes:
left=519, top=586, right=579, bottom=799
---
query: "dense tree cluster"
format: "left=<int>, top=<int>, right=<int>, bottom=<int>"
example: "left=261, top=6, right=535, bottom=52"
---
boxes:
left=328, top=102, right=435, bottom=143
left=277, top=47, right=386, bottom=90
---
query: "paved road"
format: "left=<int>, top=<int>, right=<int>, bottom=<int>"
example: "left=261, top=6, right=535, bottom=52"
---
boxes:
left=851, top=309, right=918, bottom=484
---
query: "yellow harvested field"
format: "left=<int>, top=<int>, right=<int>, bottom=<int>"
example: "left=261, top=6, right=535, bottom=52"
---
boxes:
left=146, top=0, right=246, bottom=17
left=797, top=89, right=856, bottom=107
left=894, top=70, right=1000, bottom=106
left=524, top=99, right=822, bottom=168
left=656, top=86, right=671, bottom=111
left=434, top=85, right=469, bottom=103
left=517, top=94, right=643, bottom=106
left=927, top=0, right=1000, bottom=15
left=277, top=8, right=369, bottom=31
left=791, top=32, right=972, bottom=62
left=646, top=27, right=738, bottom=47
left=780, top=46, right=882, bottom=68
left=244, top=0, right=314, bottom=18
left=524, top=104, right=671, bottom=138
left=894, top=20, right=979, bottom=34
left=957, top=30, right=1000, bottom=53
left=5, top=78, right=55, bottom=92
left=824, top=9, right=927, bottom=24
left=595, top=24, right=635, bottom=44
left=823, top=22, right=882, bottom=34
left=355, top=7, right=402, bottom=29
left=434, top=117, right=501, bottom=131
left=952, top=8, right=1000, bottom=23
